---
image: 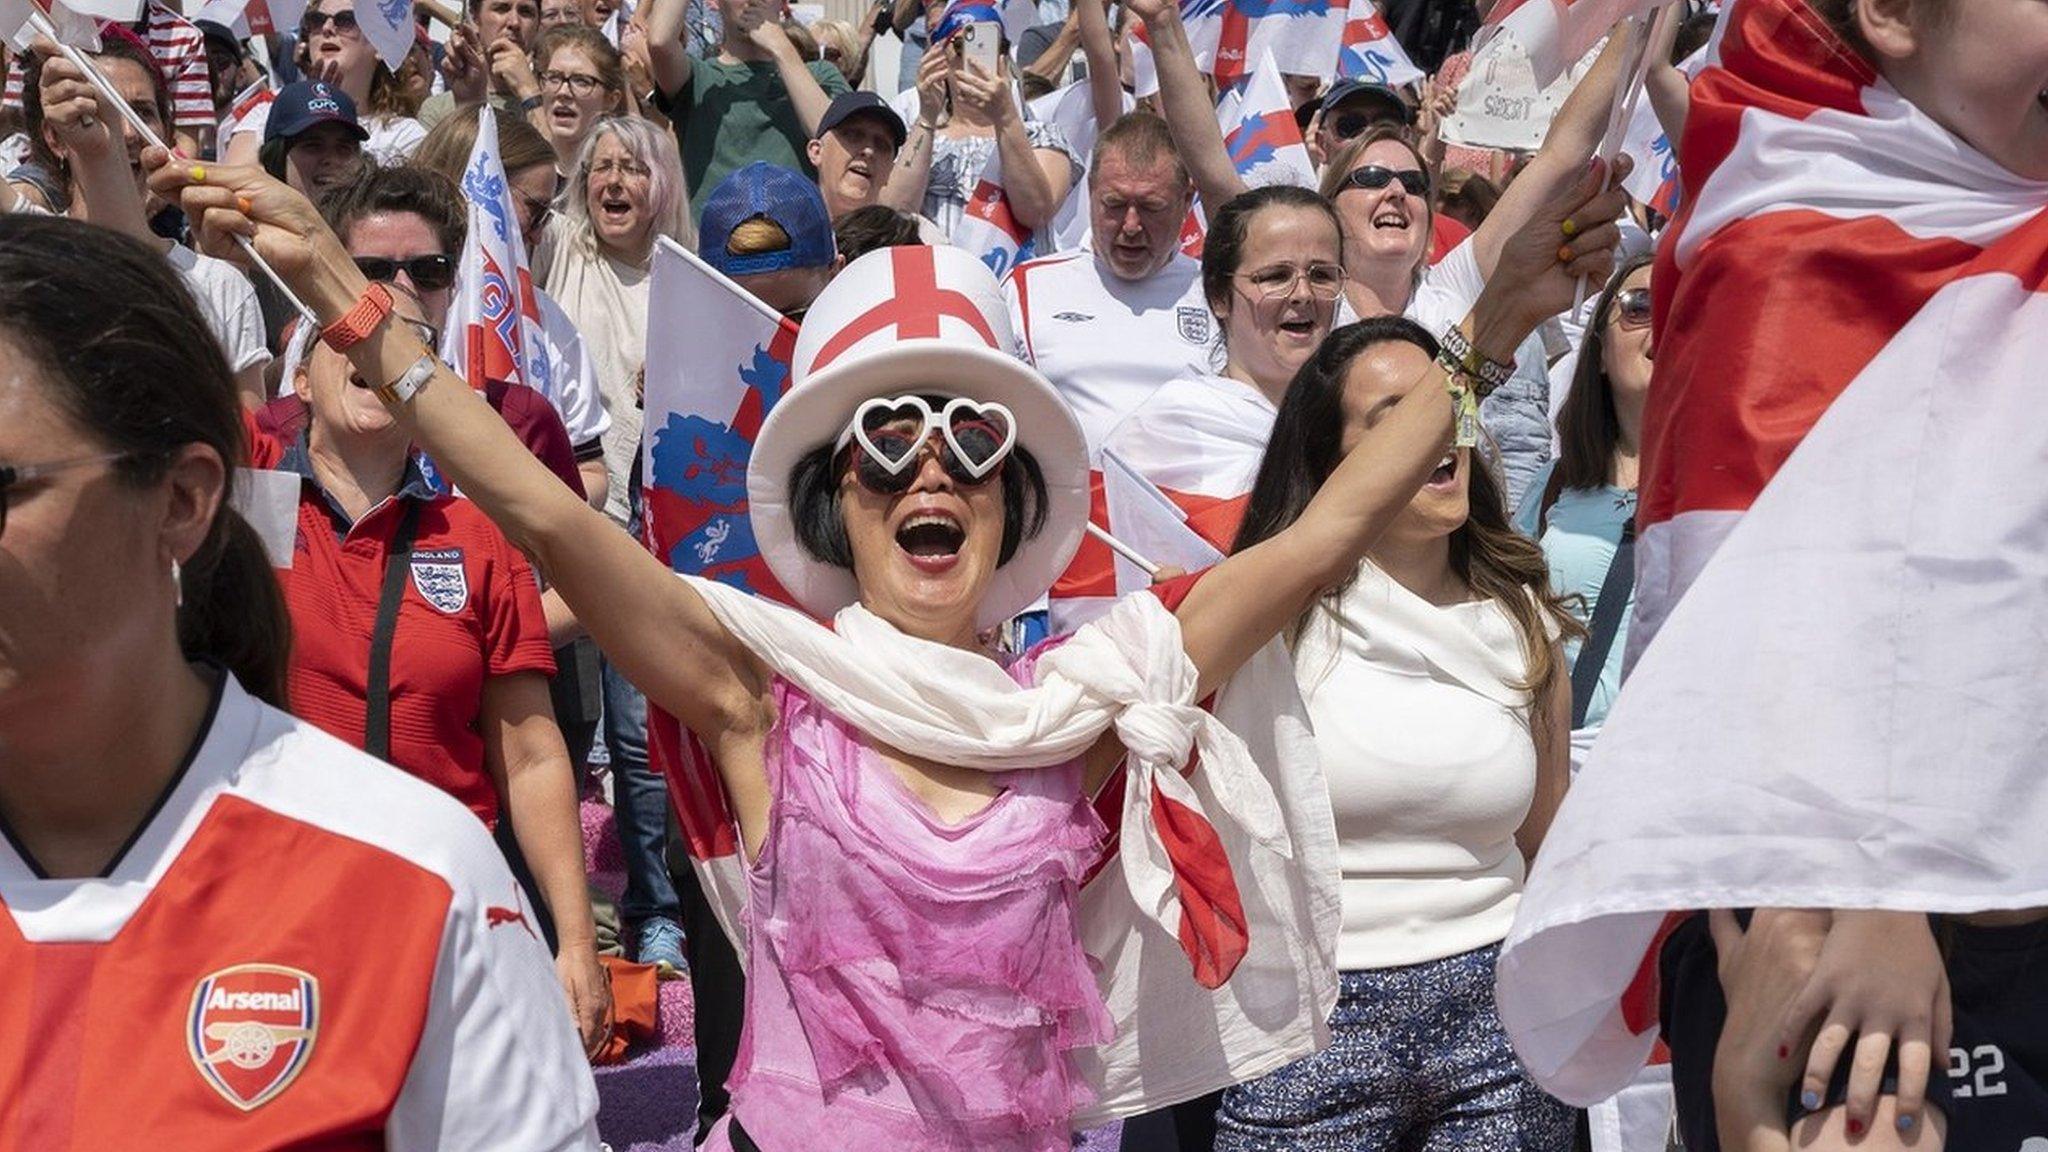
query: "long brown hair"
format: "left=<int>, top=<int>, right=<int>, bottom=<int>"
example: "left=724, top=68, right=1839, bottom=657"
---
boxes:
left=1232, top=318, right=1582, bottom=735
left=0, top=215, right=293, bottom=705
left=1552, top=255, right=1654, bottom=495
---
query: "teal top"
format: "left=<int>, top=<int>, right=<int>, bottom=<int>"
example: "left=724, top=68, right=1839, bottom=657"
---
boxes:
left=1533, top=483, right=1637, bottom=730
left=661, top=57, right=852, bottom=218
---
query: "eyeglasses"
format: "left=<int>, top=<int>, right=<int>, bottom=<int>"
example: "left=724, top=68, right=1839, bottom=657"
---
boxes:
left=586, top=157, right=652, bottom=182
left=1337, top=164, right=1430, bottom=199
left=1609, top=287, right=1653, bottom=331
left=353, top=254, right=456, bottom=292
left=834, top=396, right=1016, bottom=495
left=1236, top=261, right=1345, bottom=301
left=540, top=70, right=608, bottom=96
left=513, top=187, right=555, bottom=234
left=300, top=9, right=360, bottom=35
left=0, top=451, right=142, bottom=540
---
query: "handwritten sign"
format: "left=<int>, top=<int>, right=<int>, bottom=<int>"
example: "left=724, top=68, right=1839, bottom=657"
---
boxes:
left=1440, top=38, right=1603, bottom=152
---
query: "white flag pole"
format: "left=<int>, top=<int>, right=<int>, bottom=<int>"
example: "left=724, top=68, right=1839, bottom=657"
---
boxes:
left=1087, top=521, right=1161, bottom=578
left=29, top=11, right=321, bottom=328
left=1571, top=7, right=1660, bottom=311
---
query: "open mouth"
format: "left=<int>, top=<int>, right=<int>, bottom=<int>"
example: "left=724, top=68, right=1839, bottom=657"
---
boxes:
left=1278, top=316, right=1318, bottom=338
left=846, top=160, right=871, bottom=179
left=896, top=511, right=966, bottom=572
left=1371, top=208, right=1410, bottom=231
left=550, top=102, right=578, bottom=123
left=1427, top=453, right=1458, bottom=487
left=599, top=194, right=633, bottom=223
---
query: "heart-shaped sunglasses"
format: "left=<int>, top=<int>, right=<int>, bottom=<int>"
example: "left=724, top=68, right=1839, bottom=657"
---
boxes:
left=834, top=396, right=1018, bottom=495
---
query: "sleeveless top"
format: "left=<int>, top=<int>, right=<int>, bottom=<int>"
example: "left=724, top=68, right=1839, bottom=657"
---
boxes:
left=724, top=653, right=1114, bottom=1151
left=1293, top=562, right=1542, bottom=971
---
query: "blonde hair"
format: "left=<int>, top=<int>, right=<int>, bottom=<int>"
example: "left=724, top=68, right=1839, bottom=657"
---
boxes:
left=563, top=115, right=696, bottom=255
left=727, top=216, right=792, bottom=257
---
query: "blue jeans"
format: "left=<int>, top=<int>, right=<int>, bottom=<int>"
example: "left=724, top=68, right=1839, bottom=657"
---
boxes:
left=604, top=659, right=679, bottom=927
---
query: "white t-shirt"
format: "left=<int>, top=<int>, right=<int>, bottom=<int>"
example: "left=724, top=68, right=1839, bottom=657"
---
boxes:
left=1003, top=249, right=1216, bottom=459
left=1295, top=562, right=1544, bottom=971
left=165, top=242, right=271, bottom=376
left=232, top=103, right=428, bottom=166
left=534, top=286, right=612, bottom=452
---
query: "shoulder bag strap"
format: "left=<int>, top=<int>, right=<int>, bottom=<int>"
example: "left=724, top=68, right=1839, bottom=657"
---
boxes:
left=365, top=499, right=424, bottom=762
left=1569, top=515, right=1635, bottom=729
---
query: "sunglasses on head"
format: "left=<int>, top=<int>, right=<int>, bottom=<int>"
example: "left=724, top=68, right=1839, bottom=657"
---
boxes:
left=301, top=9, right=359, bottom=34
left=1610, top=287, right=1652, bottom=330
left=1338, top=165, right=1430, bottom=199
left=834, top=395, right=1017, bottom=495
left=353, top=254, right=456, bottom=292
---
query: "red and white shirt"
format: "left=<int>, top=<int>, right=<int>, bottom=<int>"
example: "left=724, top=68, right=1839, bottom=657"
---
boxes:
left=1004, top=249, right=1217, bottom=627
left=3, top=2, right=216, bottom=132
left=0, top=674, right=600, bottom=1149
left=278, top=454, right=556, bottom=827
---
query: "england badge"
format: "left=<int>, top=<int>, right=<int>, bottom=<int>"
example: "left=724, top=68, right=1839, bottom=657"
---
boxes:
left=409, top=548, right=470, bottom=614
left=188, top=964, right=320, bottom=1111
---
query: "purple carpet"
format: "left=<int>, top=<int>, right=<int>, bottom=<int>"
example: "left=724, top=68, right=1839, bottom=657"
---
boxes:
left=581, top=800, right=1123, bottom=1151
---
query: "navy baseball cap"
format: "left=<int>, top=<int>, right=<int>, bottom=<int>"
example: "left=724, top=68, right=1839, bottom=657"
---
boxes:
left=263, top=81, right=369, bottom=144
left=195, top=19, right=243, bottom=60
left=815, top=91, right=907, bottom=150
left=700, top=162, right=837, bottom=277
left=1318, top=79, right=1412, bottom=126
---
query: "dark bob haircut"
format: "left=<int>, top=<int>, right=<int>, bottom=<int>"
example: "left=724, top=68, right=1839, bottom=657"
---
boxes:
left=787, top=395, right=1051, bottom=569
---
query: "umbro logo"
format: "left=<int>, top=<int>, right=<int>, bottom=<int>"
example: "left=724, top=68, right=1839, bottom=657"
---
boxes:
left=1052, top=311, right=1095, bottom=322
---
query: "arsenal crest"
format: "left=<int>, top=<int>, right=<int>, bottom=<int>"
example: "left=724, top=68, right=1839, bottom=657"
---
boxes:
left=188, top=964, right=320, bottom=1111
left=1175, top=306, right=1211, bottom=344
left=409, top=548, right=469, bottom=614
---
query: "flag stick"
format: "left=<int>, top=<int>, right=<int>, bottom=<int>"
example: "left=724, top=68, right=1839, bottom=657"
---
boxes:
left=1571, top=8, right=1658, bottom=311
left=30, top=12, right=321, bottom=328
left=1087, top=522, right=1160, bottom=578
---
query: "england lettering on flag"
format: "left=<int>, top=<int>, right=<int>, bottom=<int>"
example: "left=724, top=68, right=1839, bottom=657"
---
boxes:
left=1219, top=51, right=1315, bottom=192
left=1335, top=0, right=1421, bottom=86
left=955, top=146, right=1038, bottom=280
left=1495, top=0, right=2048, bottom=1105
left=639, top=236, right=801, bottom=944
left=441, top=109, right=553, bottom=399
left=1474, top=0, right=1669, bottom=88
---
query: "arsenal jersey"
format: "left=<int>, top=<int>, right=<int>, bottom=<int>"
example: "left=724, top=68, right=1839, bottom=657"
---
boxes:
left=0, top=674, right=599, bottom=1150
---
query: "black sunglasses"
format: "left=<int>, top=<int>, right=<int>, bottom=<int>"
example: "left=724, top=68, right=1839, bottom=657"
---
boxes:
left=1339, top=165, right=1430, bottom=198
left=354, top=254, right=456, bottom=292
left=300, top=9, right=359, bottom=34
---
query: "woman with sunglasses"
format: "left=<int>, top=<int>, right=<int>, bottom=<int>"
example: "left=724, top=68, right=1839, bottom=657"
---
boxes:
left=223, top=0, right=427, bottom=166
left=0, top=212, right=600, bottom=1146
left=151, top=139, right=1624, bottom=1150
left=1519, top=257, right=1652, bottom=749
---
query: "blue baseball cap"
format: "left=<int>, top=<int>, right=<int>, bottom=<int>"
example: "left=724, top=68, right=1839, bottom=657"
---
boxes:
left=699, top=162, right=837, bottom=277
left=263, top=81, right=368, bottom=144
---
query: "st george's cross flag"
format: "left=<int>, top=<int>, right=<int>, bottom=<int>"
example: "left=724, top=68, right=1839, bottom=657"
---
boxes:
left=1474, top=0, right=1669, bottom=87
left=1211, top=0, right=1344, bottom=92
left=1494, top=0, right=2048, bottom=1105
left=638, top=236, right=800, bottom=942
left=441, top=109, right=554, bottom=398
left=1218, top=51, right=1315, bottom=191
left=955, top=144, right=1039, bottom=279
left=1336, top=0, right=1422, bottom=86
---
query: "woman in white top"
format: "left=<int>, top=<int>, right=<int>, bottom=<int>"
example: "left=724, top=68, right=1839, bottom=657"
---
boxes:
left=1216, top=316, right=1581, bottom=1150
left=534, top=115, right=693, bottom=526
left=224, top=0, right=428, bottom=166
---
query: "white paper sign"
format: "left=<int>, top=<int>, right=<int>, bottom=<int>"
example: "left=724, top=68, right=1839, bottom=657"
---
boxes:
left=1440, top=39, right=1603, bottom=152
left=234, top=468, right=300, bottom=569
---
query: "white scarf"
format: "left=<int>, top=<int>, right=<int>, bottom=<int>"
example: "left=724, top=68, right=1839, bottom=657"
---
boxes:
left=685, top=576, right=1342, bottom=1121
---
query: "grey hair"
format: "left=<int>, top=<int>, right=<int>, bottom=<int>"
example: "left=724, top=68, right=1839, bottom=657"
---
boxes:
left=561, top=114, right=697, bottom=256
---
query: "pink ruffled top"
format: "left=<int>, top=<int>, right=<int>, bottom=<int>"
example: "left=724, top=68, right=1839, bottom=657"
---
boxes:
left=723, top=650, right=1115, bottom=1151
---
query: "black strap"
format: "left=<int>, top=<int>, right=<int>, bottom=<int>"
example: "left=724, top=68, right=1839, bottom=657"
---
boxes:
left=365, top=499, right=424, bottom=762
left=1570, top=516, right=1635, bottom=729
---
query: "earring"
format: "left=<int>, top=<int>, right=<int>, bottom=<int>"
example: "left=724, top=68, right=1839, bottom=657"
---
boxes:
left=170, top=558, right=184, bottom=609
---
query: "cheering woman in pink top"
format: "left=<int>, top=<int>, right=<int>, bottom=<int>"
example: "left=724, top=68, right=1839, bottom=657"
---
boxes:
left=153, top=150, right=1625, bottom=1149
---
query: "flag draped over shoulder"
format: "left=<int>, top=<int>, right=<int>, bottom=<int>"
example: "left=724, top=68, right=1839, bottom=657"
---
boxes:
left=1495, top=0, right=2048, bottom=1105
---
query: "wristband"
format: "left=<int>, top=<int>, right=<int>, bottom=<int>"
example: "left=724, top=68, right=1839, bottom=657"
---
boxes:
left=373, top=352, right=439, bottom=407
left=1438, top=322, right=1514, bottom=398
left=520, top=93, right=544, bottom=111
left=321, top=281, right=394, bottom=353
left=1436, top=352, right=1481, bottom=448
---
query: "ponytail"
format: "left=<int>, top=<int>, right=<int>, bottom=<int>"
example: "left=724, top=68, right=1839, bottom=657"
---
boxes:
left=0, top=214, right=295, bottom=706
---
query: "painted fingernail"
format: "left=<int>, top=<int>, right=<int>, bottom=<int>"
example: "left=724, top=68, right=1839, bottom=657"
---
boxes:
left=1846, top=1119, right=1864, bottom=1137
left=1897, top=1114, right=1916, bottom=1132
left=1801, top=1090, right=1821, bottom=1111
left=1560, top=217, right=1579, bottom=239
left=1777, top=1045, right=1790, bottom=1060
left=189, top=164, right=207, bottom=183
left=1557, top=245, right=1575, bottom=263
left=236, top=196, right=254, bottom=215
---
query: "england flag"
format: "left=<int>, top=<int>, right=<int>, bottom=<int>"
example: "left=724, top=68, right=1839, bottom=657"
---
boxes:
left=1335, top=0, right=1421, bottom=86
left=1495, top=0, right=2048, bottom=1104
left=1219, top=51, right=1315, bottom=192
left=442, top=109, right=552, bottom=398
left=955, top=146, right=1039, bottom=280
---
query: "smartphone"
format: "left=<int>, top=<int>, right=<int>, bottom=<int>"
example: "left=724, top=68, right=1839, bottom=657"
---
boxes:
left=959, top=20, right=1000, bottom=77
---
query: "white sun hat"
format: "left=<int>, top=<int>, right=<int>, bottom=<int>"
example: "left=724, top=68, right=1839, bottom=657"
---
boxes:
left=747, top=244, right=1089, bottom=630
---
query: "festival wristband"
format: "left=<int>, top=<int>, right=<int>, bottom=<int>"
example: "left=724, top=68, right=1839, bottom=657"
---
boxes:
left=372, top=351, right=439, bottom=407
left=321, top=281, right=395, bottom=353
left=1438, top=322, right=1514, bottom=398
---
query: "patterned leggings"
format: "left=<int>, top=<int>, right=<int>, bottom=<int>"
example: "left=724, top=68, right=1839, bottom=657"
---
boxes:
left=1215, top=944, right=1574, bottom=1151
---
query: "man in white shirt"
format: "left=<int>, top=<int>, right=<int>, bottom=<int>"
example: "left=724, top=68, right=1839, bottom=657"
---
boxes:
left=1003, top=110, right=1214, bottom=621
